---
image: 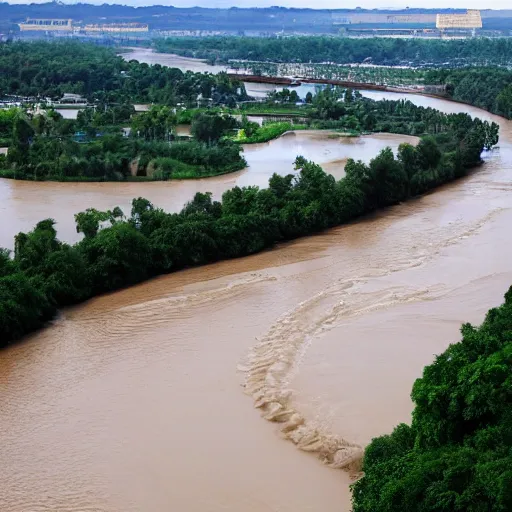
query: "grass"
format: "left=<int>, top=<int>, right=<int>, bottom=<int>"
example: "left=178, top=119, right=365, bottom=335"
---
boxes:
left=325, top=130, right=362, bottom=138
left=235, top=122, right=307, bottom=144
left=170, top=162, right=246, bottom=180
left=239, top=105, right=310, bottom=116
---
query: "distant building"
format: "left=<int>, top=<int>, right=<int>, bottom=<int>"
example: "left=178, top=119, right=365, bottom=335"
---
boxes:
left=436, top=10, right=482, bottom=30
left=83, top=23, right=148, bottom=33
left=18, top=19, right=149, bottom=34
left=18, top=19, right=73, bottom=32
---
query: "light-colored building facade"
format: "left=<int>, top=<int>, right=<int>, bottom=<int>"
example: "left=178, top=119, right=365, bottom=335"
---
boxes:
left=436, top=10, right=482, bottom=29
left=83, top=23, right=148, bottom=33
left=18, top=19, right=73, bottom=31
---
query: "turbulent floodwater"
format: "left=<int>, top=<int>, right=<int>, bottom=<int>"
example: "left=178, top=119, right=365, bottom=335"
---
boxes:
left=2, top=88, right=512, bottom=512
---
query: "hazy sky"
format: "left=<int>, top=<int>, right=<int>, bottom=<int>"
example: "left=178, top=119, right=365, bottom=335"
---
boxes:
left=5, top=0, right=512, bottom=8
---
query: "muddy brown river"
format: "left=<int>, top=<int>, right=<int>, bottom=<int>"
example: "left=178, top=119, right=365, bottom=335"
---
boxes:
left=1, top=91, right=512, bottom=512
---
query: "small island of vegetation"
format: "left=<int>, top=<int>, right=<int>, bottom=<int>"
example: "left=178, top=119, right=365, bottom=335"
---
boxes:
left=0, top=106, right=246, bottom=181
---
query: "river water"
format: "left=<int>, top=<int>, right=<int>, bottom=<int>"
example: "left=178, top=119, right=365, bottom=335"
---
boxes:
left=2, top=87, right=512, bottom=511
left=120, top=48, right=322, bottom=99
left=120, top=47, right=230, bottom=74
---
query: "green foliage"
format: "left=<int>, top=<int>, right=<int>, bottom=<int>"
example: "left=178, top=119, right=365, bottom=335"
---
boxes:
left=267, top=87, right=300, bottom=104
left=236, top=122, right=306, bottom=143
left=190, top=112, right=239, bottom=143
left=352, top=290, right=512, bottom=512
left=0, top=107, right=19, bottom=140
left=80, top=222, right=152, bottom=293
left=75, top=207, right=124, bottom=238
left=0, top=41, right=247, bottom=105
left=77, top=103, right=135, bottom=129
left=130, top=105, right=176, bottom=141
left=150, top=157, right=197, bottom=179
left=4, top=116, right=246, bottom=181
left=425, top=67, right=512, bottom=119
left=155, top=36, right=512, bottom=68
left=0, top=271, right=54, bottom=341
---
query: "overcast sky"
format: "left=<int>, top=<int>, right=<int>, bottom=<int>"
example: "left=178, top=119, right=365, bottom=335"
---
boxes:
left=5, top=0, right=511, bottom=9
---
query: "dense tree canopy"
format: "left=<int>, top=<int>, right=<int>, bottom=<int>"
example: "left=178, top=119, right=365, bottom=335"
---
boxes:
left=191, top=111, right=239, bottom=144
left=154, top=36, right=512, bottom=119
left=0, top=106, right=246, bottom=180
left=352, top=288, right=512, bottom=512
left=425, top=67, right=512, bottom=119
left=0, top=41, right=247, bottom=105
left=155, top=36, right=512, bottom=67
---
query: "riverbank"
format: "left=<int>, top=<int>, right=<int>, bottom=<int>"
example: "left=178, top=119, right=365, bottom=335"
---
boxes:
left=0, top=160, right=246, bottom=182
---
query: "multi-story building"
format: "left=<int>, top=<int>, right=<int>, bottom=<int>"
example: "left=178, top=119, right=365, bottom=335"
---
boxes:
left=18, top=19, right=73, bottom=31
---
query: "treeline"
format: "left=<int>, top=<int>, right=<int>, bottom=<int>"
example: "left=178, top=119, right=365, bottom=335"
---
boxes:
left=425, top=67, right=512, bottom=119
left=0, top=41, right=247, bottom=105
left=352, top=288, right=512, bottom=511
left=0, top=108, right=245, bottom=181
left=305, top=88, right=500, bottom=146
left=0, top=90, right=500, bottom=180
left=0, top=110, right=498, bottom=345
left=155, top=36, right=512, bottom=67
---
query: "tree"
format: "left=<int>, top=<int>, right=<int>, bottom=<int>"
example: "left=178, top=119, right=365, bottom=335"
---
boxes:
left=222, top=186, right=259, bottom=216
left=75, top=207, right=124, bottom=239
left=352, top=288, right=512, bottom=512
left=80, top=222, right=151, bottom=293
left=131, top=105, right=176, bottom=141
left=12, top=114, right=34, bottom=148
left=0, top=272, right=54, bottom=343
left=182, top=192, right=222, bottom=218
left=416, top=136, right=442, bottom=170
left=191, top=112, right=238, bottom=144
left=367, top=147, right=408, bottom=207
left=240, top=114, right=259, bottom=138
left=131, top=197, right=154, bottom=220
